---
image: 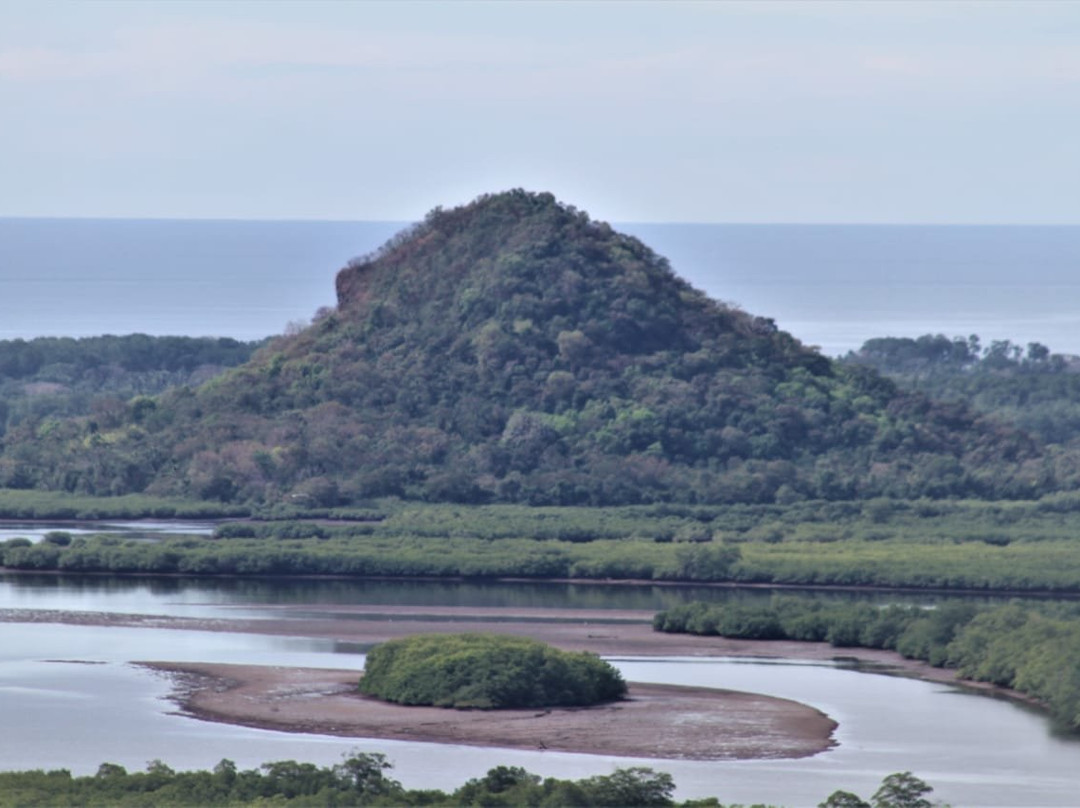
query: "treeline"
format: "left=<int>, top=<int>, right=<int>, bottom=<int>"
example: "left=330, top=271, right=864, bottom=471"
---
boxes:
left=845, top=333, right=1066, bottom=375
left=0, top=533, right=740, bottom=582
left=0, top=334, right=261, bottom=379
left=0, top=753, right=938, bottom=807
left=0, top=754, right=677, bottom=807
left=844, top=334, right=1080, bottom=444
left=654, top=598, right=1080, bottom=731
left=0, top=334, right=262, bottom=440
left=0, top=490, right=246, bottom=520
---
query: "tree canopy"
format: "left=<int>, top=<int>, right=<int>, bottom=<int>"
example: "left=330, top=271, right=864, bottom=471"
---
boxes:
left=358, top=632, right=627, bottom=709
left=1, top=192, right=1067, bottom=506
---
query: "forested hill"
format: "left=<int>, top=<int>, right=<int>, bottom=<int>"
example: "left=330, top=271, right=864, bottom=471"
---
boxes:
left=1, top=191, right=1066, bottom=505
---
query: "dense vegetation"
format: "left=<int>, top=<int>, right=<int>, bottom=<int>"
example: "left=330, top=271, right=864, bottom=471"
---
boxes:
left=0, top=334, right=259, bottom=434
left=6, top=497, right=1080, bottom=592
left=844, top=333, right=1080, bottom=445
left=358, top=633, right=626, bottom=709
left=654, top=597, right=1080, bottom=731
left=0, top=753, right=936, bottom=807
left=0, top=489, right=246, bottom=520
left=2, top=191, right=1066, bottom=507
left=0, top=754, right=678, bottom=807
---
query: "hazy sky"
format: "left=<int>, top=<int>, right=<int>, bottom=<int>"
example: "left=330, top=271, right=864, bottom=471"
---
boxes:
left=1, top=0, right=1077, bottom=223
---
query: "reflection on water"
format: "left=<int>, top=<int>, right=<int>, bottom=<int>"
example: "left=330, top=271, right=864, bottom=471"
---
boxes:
left=0, top=571, right=1025, bottom=621
left=0, top=520, right=216, bottom=543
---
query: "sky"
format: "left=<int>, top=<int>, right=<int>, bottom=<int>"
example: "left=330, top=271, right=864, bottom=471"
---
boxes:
left=1, top=0, right=1078, bottom=224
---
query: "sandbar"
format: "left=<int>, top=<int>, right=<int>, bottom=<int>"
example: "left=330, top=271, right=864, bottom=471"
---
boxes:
left=139, top=661, right=836, bottom=760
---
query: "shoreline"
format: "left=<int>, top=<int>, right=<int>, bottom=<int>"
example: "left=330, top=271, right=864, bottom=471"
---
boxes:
left=0, top=604, right=1019, bottom=683
left=4, top=567, right=1080, bottom=600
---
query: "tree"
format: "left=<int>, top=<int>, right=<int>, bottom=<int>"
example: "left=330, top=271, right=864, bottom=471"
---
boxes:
left=820, top=790, right=871, bottom=808
left=581, top=767, right=675, bottom=807
left=332, top=752, right=401, bottom=798
left=871, top=771, right=933, bottom=808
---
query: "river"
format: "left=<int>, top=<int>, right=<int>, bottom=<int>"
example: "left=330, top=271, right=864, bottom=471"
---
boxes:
left=1, top=572, right=1078, bottom=806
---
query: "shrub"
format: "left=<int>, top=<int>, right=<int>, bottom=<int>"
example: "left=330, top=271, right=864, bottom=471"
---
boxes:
left=358, top=633, right=626, bottom=709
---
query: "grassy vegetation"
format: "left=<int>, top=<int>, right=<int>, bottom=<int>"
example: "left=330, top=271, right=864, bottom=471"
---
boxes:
left=359, top=633, right=626, bottom=709
left=4, top=497, right=1080, bottom=593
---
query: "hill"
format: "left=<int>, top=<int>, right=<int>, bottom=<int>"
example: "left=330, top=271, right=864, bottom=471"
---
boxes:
left=0, top=191, right=1061, bottom=506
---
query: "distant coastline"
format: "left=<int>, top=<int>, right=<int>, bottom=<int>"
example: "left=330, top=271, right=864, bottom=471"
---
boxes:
left=1, top=218, right=1077, bottom=355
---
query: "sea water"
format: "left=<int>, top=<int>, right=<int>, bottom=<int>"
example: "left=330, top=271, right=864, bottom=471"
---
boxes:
left=1, top=218, right=1078, bottom=357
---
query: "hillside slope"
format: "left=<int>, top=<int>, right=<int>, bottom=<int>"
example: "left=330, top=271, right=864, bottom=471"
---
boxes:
left=0, top=191, right=1054, bottom=505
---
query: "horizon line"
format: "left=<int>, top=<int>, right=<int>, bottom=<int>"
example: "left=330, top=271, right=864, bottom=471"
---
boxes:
left=2, top=215, right=1079, bottom=228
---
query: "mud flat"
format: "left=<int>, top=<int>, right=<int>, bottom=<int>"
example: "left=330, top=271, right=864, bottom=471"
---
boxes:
left=141, top=661, right=836, bottom=761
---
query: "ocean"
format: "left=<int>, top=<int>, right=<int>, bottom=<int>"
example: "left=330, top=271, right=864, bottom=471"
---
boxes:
left=1, top=218, right=1077, bottom=357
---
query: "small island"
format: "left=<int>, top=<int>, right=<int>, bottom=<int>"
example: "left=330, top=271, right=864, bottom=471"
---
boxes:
left=359, top=633, right=626, bottom=709
left=139, top=614, right=839, bottom=762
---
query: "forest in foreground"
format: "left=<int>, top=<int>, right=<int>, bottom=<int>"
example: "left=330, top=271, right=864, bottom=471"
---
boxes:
left=0, top=754, right=935, bottom=808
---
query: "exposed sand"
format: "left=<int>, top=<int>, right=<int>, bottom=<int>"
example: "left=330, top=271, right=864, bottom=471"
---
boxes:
left=139, top=661, right=836, bottom=760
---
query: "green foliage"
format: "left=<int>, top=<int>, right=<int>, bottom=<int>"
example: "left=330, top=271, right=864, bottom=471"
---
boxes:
left=870, top=772, right=934, bottom=808
left=1, top=193, right=1059, bottom=506
left=0, top=489, right=246, bottom=520
left=0, top=753, right=931, bottom=807
left=819, top=791, right=871, bottom=808
left=655, top=597, right=1080, bottom=732
left=818, top=771, right=934, bottom=808
left=8, top=497, right=1080, bottom=594
left=358, top=633, right=626, bottom=709
left=845, top=333, right=1080, bottom=445
left=0, top=335, right=260, bottom=442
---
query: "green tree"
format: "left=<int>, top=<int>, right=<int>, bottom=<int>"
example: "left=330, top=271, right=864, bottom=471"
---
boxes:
left=332, top=752, right=401, bottom=799
left=819, top=790, right=871, bottom=808
left=580, top=767, right=675, bottom=807
left=871, top=772, right=933, bottom=808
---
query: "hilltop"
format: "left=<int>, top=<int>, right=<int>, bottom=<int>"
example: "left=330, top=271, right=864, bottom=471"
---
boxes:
left=0, top=191, right=1060, bottom=506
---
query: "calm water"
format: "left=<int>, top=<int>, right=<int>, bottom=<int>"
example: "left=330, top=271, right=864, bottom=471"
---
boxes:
left=1, top=577, right=1079, bottom=806
left=0, top=567, right=1025, bottom=622
left=2, top=218, right=1078, bottom=356
left=0, top=520, right=216, bottom=543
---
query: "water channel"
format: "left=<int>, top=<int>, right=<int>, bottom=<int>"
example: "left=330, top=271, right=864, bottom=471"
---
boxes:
left=0, top=535, right=1078, bottom=805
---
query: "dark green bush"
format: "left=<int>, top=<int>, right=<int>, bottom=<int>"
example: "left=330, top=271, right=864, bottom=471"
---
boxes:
left=359, top=633, right=626, bottom=709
